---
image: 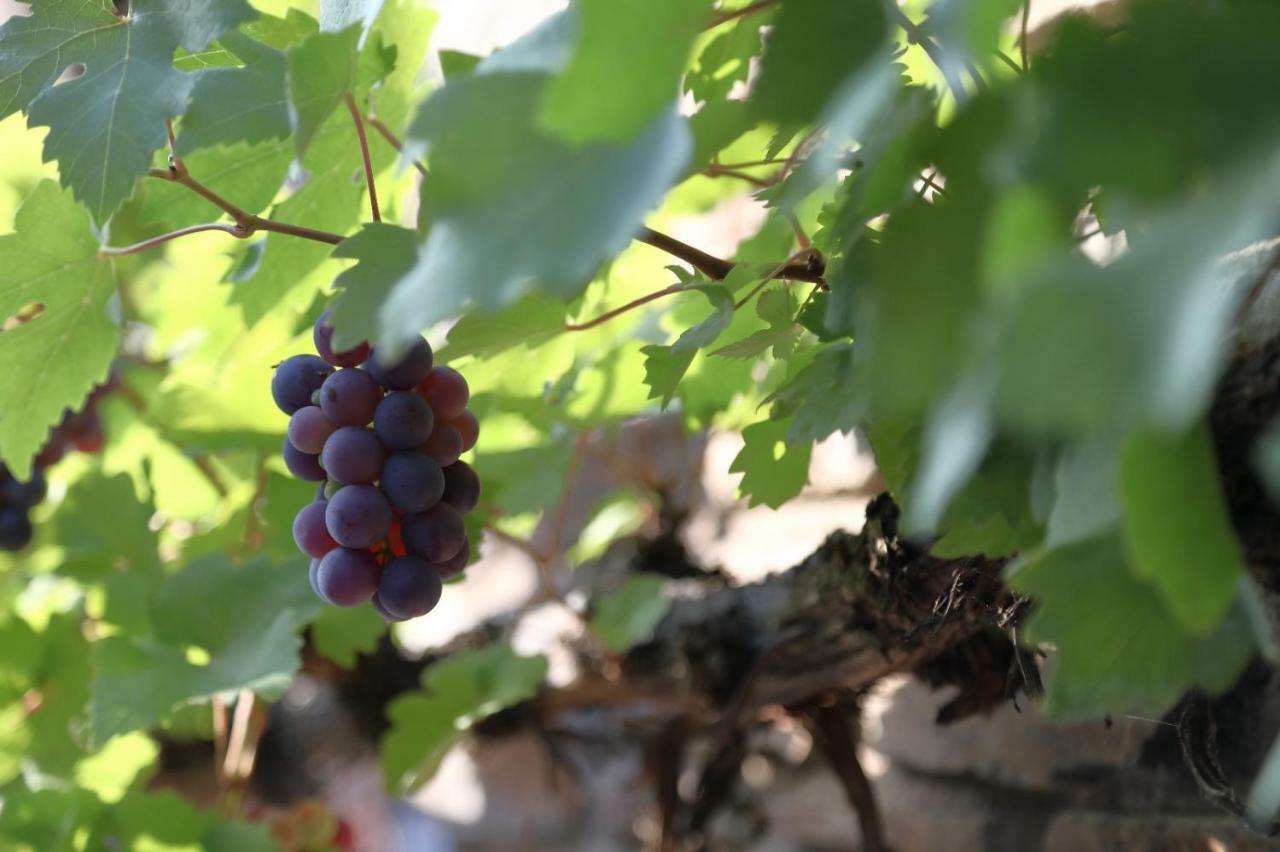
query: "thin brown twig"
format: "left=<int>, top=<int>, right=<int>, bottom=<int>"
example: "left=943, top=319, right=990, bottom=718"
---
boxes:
left=707, top=0, right=776, bottom=29
left=734, top=248, right=814, bottom=310
left=345, top=92, right=381, bottom=222
left=368, top=115, right=428, bottom=176
left=995, top=49, right=1024, bottom=75
left=145, top=169, right=344, bottom=246
left=211, top=696, right=229, bottom=787
left=703, top=164, right=772, bottom=187
left=563, top=284, right=688, bottom=332
left=99, top=223, right=246, bottom=256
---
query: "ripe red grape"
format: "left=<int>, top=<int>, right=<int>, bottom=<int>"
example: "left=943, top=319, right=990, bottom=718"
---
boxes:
left=441, top=460, right=480, bottom=513
left=402, top=503, right=466, bottom=563
left=272, top=355, right=333, bottom=414
left=377, top=556, right=443, bottom=619
left=417, top=366, right=469, bottom=420
left=320, top=427, right=385, bottom=484
left=381, top=452, right=445, bottom=514
left=293, top=500, right=338, bottom=558
left=313, top=310, right=371, bottom=368
left=374, top=392, right=434, bottom=450
left=319, top=368, right=382, bottom=427
left=316, top=547, right=380, bottom=606
left=283, top=438, right=326, bottom=482
left=324, top=484, right=392, bottom=549
left=367, top=339, right=433, bottom=391
left=288, top=406, right=336, bottom=455
left=452, top=410, right=479, bottom=453
left=421, top=422, right=463, bottom=467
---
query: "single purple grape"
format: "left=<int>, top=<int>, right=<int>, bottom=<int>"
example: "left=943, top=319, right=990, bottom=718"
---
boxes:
left=452, top=410, right=479, bottom=453
left=367, top=339, right=433, bottom=391
left=283, top=437, right=326, bottom=482
left=421, top=422, right=463, bottom=467
left=416, top=366, right=470, bottom=420
left=288, top=406, right=336, bottom=455
left=316, top=547, right=380, bottom=606
left=402, top=503, right=466, bottom=563
left=433, top=540, right=470, bottom=580
left=374, top=392, right=434, bottom=451
left=294, top=500, right=338, bottom=558
left=319, top=368, right=382, bottom=428
left=381, top=452, right=445, bottom=515
left=441, top=460, right=480, bottom=514
left=377, top=556, right=444, bottom=619
left=325, top=484, right=393, bottom=549
left=313, top=309, right=371, bottom=368
left=320, top=427, right=386, bottom=485
left=272, top=355, right=332, bottom=415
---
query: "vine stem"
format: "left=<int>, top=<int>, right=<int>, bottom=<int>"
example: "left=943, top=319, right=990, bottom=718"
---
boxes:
left=345, top=92, right=381, bottom=222
left=1021, top=0, right=1032, bottom=71
left=563, top=283, right=687, bottom=332
left=99, top=223, right=246, bottom=256
left=367, top=115, right=427, bottom=176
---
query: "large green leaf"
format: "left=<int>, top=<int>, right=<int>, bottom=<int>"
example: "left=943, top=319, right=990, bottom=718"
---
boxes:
left=0, top=0, right=255, bottom=222
left=89, top=555, right=318, bottom=744
left=1118, top=424, right=1245, bottom=635
left=373, top=71, right=690, bottom=358
left=176, top=27, right=301, bottom=155
left=285, top=25, right=360, bottom=157
left=381, top=645, right=547, bottom=792
left=729, top=417, right=812, bottom=509
left=1009, top=533, right=1254, bottom=717
left=540, top=0, right=711, bottom=142
left=0, top=181, right=118, bottom=479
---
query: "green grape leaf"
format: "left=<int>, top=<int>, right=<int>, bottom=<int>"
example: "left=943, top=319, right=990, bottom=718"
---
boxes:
left=641, top=345, right=696, bottom=410
left=767, top=344, right=864, bottom=444
left=90, top=555, right=319, bottom=744
left=0, top=611, right=92, bottom=785
left=176, top=28, right=300, bottom=155
left=1118, top=424, right=1245, bottom=635
left=1009, top=533, right=1254, bottom=717
left=0, top=181, right=118, bottom=479
left=286, top=25, right=360, bottom=157
left=52, top=474, right=161, bottom=581
left=729, top=417, right=812, bottom=508
left=750, top=0, right=889, bottom=131
left=381, top=644, right=547, bottom=792
left=310, top=605, right=385, bottom=669
left=540, top=0, right=711, bottom=143
left=712, top=285, right=798, bottom=359
left=376, top=71, right=690, bottom=359
left=672, top=284, right=734, bottom=352
left=591, top=574, right=671, bottom=652
left=328, top=223, right=419, bottom=352
left=438, top=295, right=567, bottom=360
left=0, top=0, right=255, bottom=222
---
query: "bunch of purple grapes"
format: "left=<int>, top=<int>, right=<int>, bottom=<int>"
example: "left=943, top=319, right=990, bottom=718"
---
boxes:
left=274, top=312, right=481, bottom=622
left=0, top=377, right=115, bottom=552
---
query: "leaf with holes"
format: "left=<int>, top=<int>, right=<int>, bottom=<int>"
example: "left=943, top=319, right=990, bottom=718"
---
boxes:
left=0, top=0, right=255, bottom=222
left=0, top=182, right=118, bottom=479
